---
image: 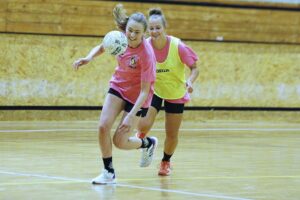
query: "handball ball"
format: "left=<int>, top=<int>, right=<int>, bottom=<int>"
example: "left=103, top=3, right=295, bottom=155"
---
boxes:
left=102, top=31, right=128, bottom=56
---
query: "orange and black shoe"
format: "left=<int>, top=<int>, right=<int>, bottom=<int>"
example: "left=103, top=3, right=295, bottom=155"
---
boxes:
left=158, top=161, right=172, bottom=176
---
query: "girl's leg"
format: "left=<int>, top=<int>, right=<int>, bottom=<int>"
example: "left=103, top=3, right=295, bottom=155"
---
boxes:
left=158, top=101, right=184, bottom=176
left=98, top=94, right=124, bottom=158
left=113, top=112, right=142, bottom=149
left=92, top=93, right=124, bottom=184
left=164, top=112, right=183, bottom=155
left=158, top=112, right=183, bottom=176
left=137, top=107, right=158, bottom=137
left=137, top=94, right=162, bottom=138
left=113, top=111, right=158, bottom=168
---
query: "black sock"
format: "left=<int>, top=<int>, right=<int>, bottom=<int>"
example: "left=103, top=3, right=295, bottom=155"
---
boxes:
left=141, top=137, right=152, bottom=148
left=162, top=152, right=172, bottom=162
left=103, top=157, right=114, bottom=174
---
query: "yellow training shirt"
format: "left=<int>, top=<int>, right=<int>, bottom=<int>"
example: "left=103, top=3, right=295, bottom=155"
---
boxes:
left=154, top=36, right=186, bottom=99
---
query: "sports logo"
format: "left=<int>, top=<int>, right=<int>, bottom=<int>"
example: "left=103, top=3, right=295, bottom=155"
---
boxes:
left=129, top=55, right=138, bottom=68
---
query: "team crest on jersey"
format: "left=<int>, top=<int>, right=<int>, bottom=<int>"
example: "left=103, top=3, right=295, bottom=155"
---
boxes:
left=129, top=55, right=138, bottom=68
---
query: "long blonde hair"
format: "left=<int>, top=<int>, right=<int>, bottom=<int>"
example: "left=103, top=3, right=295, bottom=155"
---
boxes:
left=113, top=4, right=148, bottom=32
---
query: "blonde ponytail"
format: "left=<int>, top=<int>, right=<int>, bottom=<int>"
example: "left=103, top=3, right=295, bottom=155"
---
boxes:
left=113, top=4, right=129, bottom=32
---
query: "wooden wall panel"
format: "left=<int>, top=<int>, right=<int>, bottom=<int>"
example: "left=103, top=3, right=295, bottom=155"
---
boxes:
left=161, top=0, right=300, bottom=8
left=1, top=33, right=299, bottom=107
left=0, top=1, right=7, bottom=31
left=186, top=40, right=300, bottom=107
left=0, top=0, right=299, bottom=44
left=0, top=33, right=114, bottom=106
left=4, top=0, right=116, bottom=35
left=163, top=5, right=300, bottom=43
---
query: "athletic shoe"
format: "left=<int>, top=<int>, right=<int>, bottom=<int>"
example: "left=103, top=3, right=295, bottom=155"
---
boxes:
left=139, top=137, right=158, bottom=167
left=158, top=161, right=172, bottom=176
left=91, top=169, right=116, bottom=184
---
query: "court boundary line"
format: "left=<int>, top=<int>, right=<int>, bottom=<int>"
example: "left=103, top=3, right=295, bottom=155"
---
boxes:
left=1, top=127, right=300, bottom=133
left=0, top=170, right=253, bottom=200
left=1, top=120, right=300, bottom=125
left=1, top=105, right=300, bottom=111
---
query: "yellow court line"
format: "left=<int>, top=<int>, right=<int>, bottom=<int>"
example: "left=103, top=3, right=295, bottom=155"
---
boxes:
left=0, top=180, right=86, bottom=186
left=120, top=175, right=300, bottom=181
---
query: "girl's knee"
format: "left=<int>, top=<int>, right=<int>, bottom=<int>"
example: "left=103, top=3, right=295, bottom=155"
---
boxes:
left=98, top=123, right=110, bottom=135
left=113, top=134, right=125, bottom=149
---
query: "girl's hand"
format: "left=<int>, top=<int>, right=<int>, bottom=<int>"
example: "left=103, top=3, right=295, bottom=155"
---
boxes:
left=186, top=80, right=193, bottom=93
left=118, top=114, right=134, bottom=134
left=72, top=57, right=91, bottom=70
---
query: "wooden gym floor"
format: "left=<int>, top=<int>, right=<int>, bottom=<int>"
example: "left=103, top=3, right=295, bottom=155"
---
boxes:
left=0, top=114, right=300, bottom=200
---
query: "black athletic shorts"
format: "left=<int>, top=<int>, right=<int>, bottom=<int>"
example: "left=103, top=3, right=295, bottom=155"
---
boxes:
left=151, top=94, right=185, bottom=114
left=108, top=88, right=148, bottom=117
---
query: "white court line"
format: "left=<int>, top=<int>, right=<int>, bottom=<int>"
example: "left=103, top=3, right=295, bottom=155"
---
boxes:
left=0, top=170, right=253, bottom=200
left=1, top=127, right=300, bottom=133
left=0, top=129, right=95, bottom=133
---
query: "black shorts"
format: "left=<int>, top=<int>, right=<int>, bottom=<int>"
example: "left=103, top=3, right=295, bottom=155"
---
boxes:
left=151, top=94, right=185, bottom=114
left=108, top=88, right=148, bottom=117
